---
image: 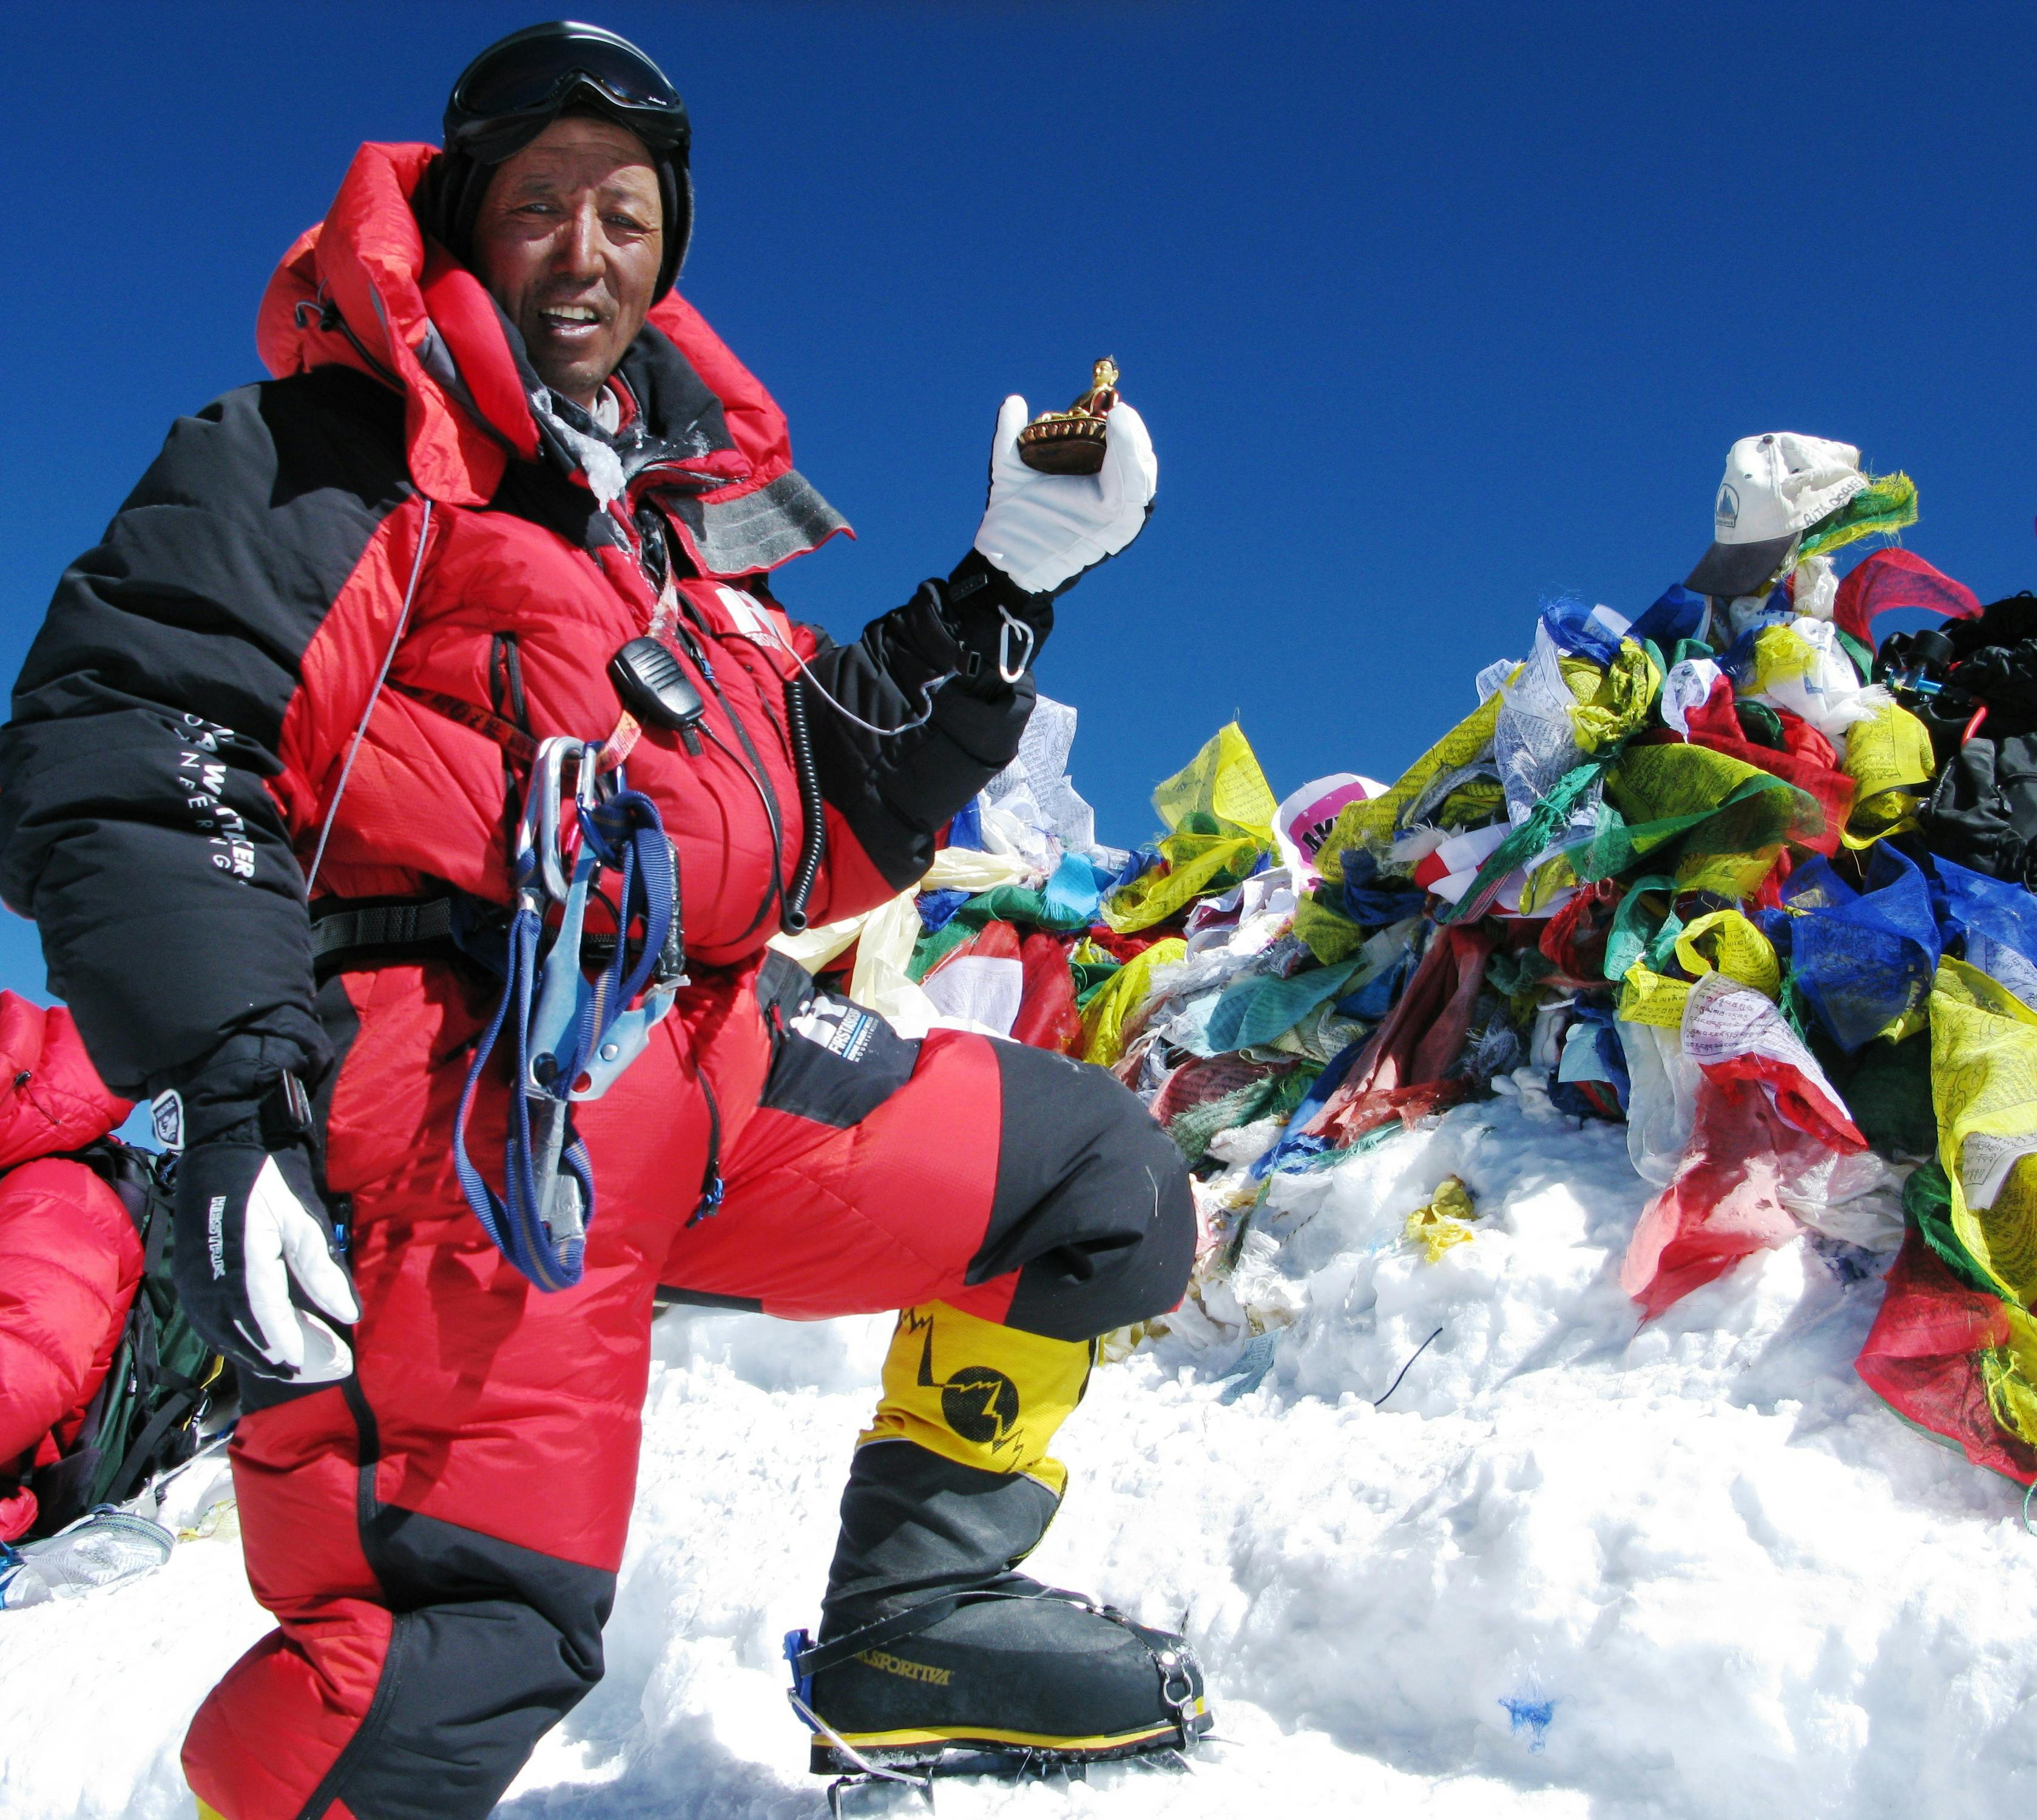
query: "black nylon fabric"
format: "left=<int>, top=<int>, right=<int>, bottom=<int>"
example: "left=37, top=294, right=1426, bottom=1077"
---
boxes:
left=614, top=324, right=731, bottom=463
left=1880, top=593, right=2037, bottom=883
left=756, top=949, right=921, bottom=1129
left=819, top=1437, right=1060, bottom=1637
left=782, top=562, right=1044, bottom=892
left=1922, top=730, right=2037, bottom=885
left=0, top=368, right=411, bottom=1097
left=1880, top=593, right=2037, bottom=767
left=301, top=1380, right=612, bottom=1820
left=969, top=1043, right=1197, bottom=1343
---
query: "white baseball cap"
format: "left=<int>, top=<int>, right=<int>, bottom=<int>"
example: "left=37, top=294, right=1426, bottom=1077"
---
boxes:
left=1686, top=433, right=1868, bottom=599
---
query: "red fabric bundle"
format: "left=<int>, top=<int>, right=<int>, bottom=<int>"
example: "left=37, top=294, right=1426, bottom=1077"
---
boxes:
left=1651, top=684, right=1856, bottom=857
left=1012, top=931, right=1082, bottom=1053
left=1680, top=972, right=1866, bottom=1154
left=1856, top=1236, right=2037, bottom=1486
left=1149, top=1053, right=1285, bottom=1128
left=1303, top=924, right=1498, bottom=1147
left=1311, top=1080, right=1470, bottom=1150
left=1084, top=922, right=1184, bottom=963
left=1620, top=1076, right=1809, bottom=1319
left=1832, top=548, right=1981, bottom=649
left=1539, top=879, right=1618, bottom=983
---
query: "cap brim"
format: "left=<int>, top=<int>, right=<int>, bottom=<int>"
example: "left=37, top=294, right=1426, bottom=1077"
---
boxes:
left=1686, top=532, right=1797, bottom=600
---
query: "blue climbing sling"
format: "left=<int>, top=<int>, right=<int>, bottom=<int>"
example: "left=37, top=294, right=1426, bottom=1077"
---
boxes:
left=452, top=736, right=683, bottom=1290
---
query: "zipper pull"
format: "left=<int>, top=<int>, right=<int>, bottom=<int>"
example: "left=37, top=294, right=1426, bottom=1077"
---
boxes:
left=686, top=1175, right=725, bottom=1227
left=671, top=621, right=717, bottom=686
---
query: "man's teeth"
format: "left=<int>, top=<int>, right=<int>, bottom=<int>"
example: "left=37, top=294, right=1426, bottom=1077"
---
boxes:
left=545, top=307, right=600, bottom=325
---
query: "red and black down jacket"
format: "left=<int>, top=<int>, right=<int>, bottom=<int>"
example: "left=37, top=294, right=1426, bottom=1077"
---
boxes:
left=0, top=992, right=135, bottom=1540
left=0, top=143, right=1047, bottom=1100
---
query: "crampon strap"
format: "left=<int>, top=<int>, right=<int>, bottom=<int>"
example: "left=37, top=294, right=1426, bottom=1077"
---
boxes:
left=787, top=1583, right=1098, bottom=1684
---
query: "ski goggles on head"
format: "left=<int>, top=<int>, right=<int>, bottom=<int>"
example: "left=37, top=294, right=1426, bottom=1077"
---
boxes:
left=446, top=21, right=691, bottom=160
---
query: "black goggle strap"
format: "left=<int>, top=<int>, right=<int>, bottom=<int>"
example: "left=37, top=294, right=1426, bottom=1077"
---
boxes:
left=454, top=41, right=686, bottom=137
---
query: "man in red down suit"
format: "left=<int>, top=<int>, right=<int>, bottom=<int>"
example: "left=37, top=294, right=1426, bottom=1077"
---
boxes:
left=0, top=21, right=1205, bottom=1819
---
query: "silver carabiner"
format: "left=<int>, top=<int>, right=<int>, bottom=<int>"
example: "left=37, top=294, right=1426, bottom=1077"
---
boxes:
left=525, top=740, right=673, bottom=1104
left=996, top=605, right=1036, bottom=686
left=573, top=739, right=607, bottom=817
left=516, top=736, right=580, bottom=906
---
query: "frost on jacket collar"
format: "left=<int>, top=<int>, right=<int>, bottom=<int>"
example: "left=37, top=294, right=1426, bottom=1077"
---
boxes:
left=254, top=141, right=846, bottom=578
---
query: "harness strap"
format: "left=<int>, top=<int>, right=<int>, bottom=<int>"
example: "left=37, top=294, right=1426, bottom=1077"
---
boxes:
left=309, top=892, right=664, bottom=982
left=101, top=1383, right=206, bottom=1508
left=310, top=896, right=459, bottom=968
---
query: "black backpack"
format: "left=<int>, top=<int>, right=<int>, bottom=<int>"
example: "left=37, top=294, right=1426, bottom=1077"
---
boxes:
left=1879, top=593, right=2037, bottom=883
left=27, top=1142, right=229, bottom=1535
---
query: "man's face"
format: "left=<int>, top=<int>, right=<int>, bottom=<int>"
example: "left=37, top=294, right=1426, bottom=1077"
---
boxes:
left=472, top=115, right=664, bottom=408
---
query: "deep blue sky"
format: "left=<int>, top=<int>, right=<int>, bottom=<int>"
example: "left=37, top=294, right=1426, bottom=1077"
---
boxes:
left=2, top=1, right=2033, bottom=1002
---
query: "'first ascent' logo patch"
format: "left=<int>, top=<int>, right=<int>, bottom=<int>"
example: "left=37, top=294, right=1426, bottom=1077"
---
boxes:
left=150, top=1090, right=184, bottom=1152
left=1715, top=482, right=1740, bottom=531
left=940, top=1367, right=1021, bottom=1445
left=790, top=997, right=877, bottom=1064
left=713, top=583, right=791, bottom=652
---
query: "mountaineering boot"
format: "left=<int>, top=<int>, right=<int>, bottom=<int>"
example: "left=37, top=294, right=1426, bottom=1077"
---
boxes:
left=793, top=1303, right=1210, bottom=1771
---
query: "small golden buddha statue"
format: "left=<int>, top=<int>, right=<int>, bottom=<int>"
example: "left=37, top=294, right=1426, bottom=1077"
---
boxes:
left=1016, top=359, right=1121, bottom=476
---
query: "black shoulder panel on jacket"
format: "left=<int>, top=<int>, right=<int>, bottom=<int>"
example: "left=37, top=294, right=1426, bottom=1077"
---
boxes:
left=0, top=366, right=411, bottom=1097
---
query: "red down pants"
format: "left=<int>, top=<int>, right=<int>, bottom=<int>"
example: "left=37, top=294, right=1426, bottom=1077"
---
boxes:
left=183, top=952, right=1194, bottom=1820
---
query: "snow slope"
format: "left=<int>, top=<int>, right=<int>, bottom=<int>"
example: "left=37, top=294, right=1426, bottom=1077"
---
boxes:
left=6, top=1097, right=2037, bottom=1818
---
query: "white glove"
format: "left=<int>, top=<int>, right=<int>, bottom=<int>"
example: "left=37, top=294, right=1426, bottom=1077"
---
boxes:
left=175, top=1146, right=359, bottom=1383
left=241, top=1157, right=359, bottom=1381
left=973, top=394, right=1158, bottom=595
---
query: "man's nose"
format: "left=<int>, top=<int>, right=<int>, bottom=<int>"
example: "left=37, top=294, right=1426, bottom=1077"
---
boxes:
left=551, top=200, right=603, bottom=280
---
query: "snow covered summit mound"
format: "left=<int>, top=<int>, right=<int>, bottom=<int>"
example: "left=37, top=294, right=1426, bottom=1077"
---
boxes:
left=6, top=1096, right=2035, bottom=1818
left=1136, top=1096, right=2037, bottom=1816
